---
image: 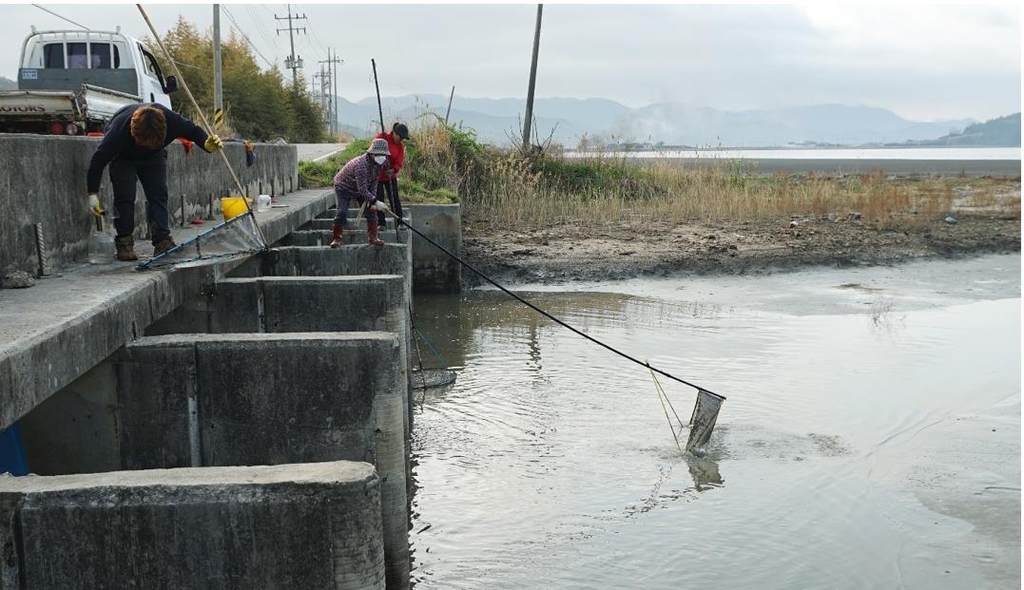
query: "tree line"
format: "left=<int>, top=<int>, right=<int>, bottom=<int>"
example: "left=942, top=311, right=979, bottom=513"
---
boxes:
left=153, top=17, right=326, bottom=143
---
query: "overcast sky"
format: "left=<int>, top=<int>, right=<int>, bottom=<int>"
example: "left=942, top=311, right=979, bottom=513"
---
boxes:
left=1, top=2, right=1020, bottom=122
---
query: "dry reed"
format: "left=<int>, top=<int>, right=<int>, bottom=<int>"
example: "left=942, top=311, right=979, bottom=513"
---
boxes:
left=405, top=118, right=1018, bottom=231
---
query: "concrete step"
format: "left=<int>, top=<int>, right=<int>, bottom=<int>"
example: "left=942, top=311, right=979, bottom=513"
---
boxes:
left=285, top=228, right=411, bottom=246
left=0, top=462, right=386, bottom=589
left=307, top=214, right=410, bottom=232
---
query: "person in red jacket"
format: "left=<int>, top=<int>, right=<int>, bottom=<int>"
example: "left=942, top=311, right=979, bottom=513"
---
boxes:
left=374, top=122, right=409, bottom=230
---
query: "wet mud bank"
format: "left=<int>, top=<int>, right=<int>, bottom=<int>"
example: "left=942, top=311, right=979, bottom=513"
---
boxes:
left=461, top=213, right=1021, bottom=286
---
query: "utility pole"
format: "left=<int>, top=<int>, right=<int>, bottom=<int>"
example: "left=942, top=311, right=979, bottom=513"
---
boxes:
left=275, top=4, right=306, bottom=87
left=332, top=48, right=341, bottom=138
left=522, top=4, right=543, bottom=152
left=212, top=5, right=223, bottom=128
left=317, top=56, right=331, bottom=133
left=445, top=85, right=455, bottom=126
left=320, top=48, right=342, bottom=137
left=313, top=70, right=324, bottom=111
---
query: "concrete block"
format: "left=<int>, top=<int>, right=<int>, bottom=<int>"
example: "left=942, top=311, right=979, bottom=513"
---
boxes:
left=260, top=245, right=411, bottom=298
left=116, top=332, right=410, bottom=587
left=116, top=333, right=394, bottom=468
left=0, top=462, right=385, bottom=590
left=406, top=204, right=462, bottom=294
left=285, top=228, right=411, bottom=247
left=218, top=275, right=406, bottom=333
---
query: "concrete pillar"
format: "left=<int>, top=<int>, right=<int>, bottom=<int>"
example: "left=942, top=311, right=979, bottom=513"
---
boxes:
left=256, top=246, right=415, bottom=430
left=0, top=461, right=385, bottom=589
left=116, top=332, right=410, bottom=588
left=143, top=275, right=413, bottom=458
left=405, top=204, right=462, bottom=294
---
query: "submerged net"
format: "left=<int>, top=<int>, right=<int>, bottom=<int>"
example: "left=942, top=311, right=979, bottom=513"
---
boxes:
left=685, top=389, right=726, bottom=453
left=411, top=368, right=458, bottom=389
left=136, top=212, right=265, bottom=271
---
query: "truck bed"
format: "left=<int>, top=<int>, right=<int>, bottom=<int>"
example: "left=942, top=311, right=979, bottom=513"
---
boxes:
left=0, top=84, right=140, bottom=132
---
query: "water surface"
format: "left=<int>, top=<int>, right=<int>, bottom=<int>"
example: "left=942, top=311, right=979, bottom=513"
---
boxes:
left=566, top=147, right=1022, bottom=160
left=409, top=254, right=1021, bottom=589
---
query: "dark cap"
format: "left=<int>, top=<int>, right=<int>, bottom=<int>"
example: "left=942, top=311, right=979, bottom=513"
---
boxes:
left=392, top=122, right=410, bottom=140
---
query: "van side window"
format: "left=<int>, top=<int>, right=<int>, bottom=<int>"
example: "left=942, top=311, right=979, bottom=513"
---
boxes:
left=43, top=43, right=65, bottom=68
left=67, top=43, right=88, bottom=69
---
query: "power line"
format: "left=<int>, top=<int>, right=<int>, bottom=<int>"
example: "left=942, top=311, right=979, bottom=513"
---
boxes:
left=294, top=6, right=329, bottom=57
left=221, top=5, right=275, bottom=68
left=32, top=4, right=88, bottom=29
left=243, top=5, right=281, bottom=54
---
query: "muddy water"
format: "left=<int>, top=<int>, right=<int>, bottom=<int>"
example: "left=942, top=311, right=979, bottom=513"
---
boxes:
left=409, top=254, right=1021, bottom=589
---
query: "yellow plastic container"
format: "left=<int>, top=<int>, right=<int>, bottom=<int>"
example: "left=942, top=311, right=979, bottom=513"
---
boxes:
left=220, top=197, right=252, bottom=220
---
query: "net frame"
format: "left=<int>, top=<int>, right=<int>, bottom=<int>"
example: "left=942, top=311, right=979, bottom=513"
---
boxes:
left=135, top=211, right=264, bottom=271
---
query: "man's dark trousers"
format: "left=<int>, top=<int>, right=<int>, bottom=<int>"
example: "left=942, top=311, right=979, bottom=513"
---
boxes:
left=376, top=177, right=403, bottom=227
left=109, top=149, right=170, bottom=244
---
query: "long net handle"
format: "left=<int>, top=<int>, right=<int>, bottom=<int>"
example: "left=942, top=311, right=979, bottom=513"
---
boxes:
left=136, top=3, right=268, bottom=247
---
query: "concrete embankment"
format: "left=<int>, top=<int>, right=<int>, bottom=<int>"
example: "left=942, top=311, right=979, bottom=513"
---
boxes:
left=1, top=131, right=463, bottom=589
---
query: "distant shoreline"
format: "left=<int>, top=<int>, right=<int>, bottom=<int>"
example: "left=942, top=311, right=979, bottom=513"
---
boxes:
left=627, top=157, right=1022, bottom=178
left=562, top=149, right=1021, bottom=177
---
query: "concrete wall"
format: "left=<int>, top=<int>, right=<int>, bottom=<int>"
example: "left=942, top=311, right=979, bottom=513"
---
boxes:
left=0, top=462, right=385, bottom=589
left=0, top=133, right=298, bottom=276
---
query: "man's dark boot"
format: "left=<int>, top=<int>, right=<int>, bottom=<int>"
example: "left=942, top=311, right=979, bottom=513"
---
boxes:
left=367, top=219, right=384, bottom=246
left=329, top=225, right=344, bottom=248
left=114, top=235, right=139, bottom=261
left=153, top=235, right=176, bottom=256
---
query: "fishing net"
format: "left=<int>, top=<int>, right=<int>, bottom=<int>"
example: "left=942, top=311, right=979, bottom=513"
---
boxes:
left=135, top=211, right=265, bottom=271
left=650, top=367, right=725, bottom=454
left=411, top=368, right=458, bottom=389
left=410, top=324, right=458, bottom=389
left=685, top=389, right=725, bottom=453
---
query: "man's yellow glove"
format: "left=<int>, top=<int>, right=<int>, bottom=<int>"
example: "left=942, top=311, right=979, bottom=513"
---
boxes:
left=204, top=134, right=224, bottom=152
left=88, top=193, right=104, bottom=218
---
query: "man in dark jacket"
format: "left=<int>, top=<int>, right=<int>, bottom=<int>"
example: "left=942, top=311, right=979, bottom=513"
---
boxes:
left=86, top=103, right=224, bottom=261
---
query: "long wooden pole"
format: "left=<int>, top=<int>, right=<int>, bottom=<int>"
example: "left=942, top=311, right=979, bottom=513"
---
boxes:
left=136, top=3, right=268, bottom=247
left=371, top=58, right=386, bottom=134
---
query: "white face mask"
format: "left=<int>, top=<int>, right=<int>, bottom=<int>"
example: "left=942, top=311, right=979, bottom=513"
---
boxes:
left=373, top=155, right=387, bottom=165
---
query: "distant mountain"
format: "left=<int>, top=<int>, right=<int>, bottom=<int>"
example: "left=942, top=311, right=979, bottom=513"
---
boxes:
left=328, top=94, right=1005, bottom=148
left=0, top=76, right=16, bottom=90
left=912, top=112, right=1021, bottom=147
